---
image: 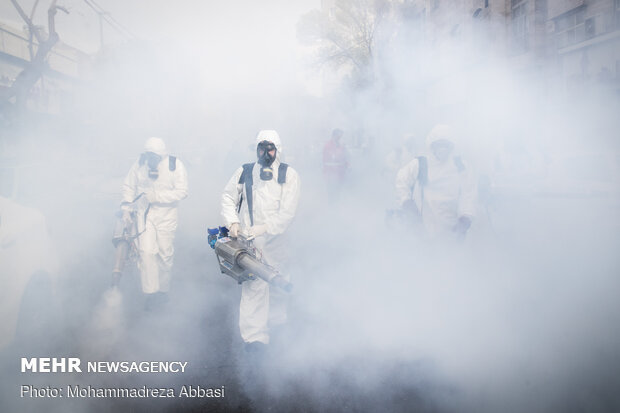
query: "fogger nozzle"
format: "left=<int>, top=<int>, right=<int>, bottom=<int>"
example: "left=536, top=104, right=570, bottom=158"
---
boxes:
left=213, top=236, right=292, bottom=292
left=112, top=240, right=129, bottom=286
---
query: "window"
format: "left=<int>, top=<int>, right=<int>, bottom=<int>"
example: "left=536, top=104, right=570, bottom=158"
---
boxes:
left=555, top=7, right=586, bottom=49
left=585, top=17, right=595, bottom=39
left=512, top=1, right=528, bottom=52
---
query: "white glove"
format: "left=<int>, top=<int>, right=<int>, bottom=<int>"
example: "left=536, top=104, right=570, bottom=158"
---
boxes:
left=121, top=210, right=133, bottom=227
left=229, top=223, right=240, bottom=238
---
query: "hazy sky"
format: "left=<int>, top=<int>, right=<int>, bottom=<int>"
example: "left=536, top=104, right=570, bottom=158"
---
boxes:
left=1, top=0, right=319, bottom=54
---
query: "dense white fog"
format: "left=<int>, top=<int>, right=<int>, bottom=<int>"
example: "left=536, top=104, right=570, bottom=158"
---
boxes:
left=1, top=1, right=619, bottom=412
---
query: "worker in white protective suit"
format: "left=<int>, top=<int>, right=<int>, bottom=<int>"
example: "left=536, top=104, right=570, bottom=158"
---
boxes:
left=0, top=196, right=59, bottom=350
left=221, top=130, right=301, bottom=352
left=395, top=124, right=476, bottom=240
left=121, top=137, right=188, bottom=310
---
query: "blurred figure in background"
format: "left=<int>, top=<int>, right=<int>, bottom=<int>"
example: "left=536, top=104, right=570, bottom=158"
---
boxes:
left=322, top=128, right=349, bottom=204
left=395, top=124, right=476, bottom=241
left=384, top=133, right=417, bottom=179
left=383, top=134, right=419, bottom=209
left=221, top=130, right=301, bottom=353
left=121, top=137, right=188, bottom=310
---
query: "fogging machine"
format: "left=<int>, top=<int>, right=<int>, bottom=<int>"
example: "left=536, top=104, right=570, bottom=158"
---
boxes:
left=207, top=226, right=292, bottom=292
left=111, top=193, right=149, bottom=286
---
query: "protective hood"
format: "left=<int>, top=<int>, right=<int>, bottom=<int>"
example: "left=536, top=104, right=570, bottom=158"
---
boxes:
left=425, top=124, right=456, bottom=149
left=256, top=130, right=282, bottom=156
left=144, top=137, right=167, bottom=156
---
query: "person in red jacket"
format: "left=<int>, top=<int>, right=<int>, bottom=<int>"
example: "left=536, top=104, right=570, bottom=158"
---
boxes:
left=322, top=128, right=349, bottom=203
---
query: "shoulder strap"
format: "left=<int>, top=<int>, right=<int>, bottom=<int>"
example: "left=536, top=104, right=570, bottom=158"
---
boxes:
left=238, top=163, right=255, bottom=226
left=416, top=156, right=428, bottom=186
left=277, top=163, right=289, bottom=184
left=415, top=156, right=427, bottom=216
left=169, top=155, right=177, bottom=171
left=238, top=163, right=255, bottom=185
left=453, top=156, right=465, bottom=172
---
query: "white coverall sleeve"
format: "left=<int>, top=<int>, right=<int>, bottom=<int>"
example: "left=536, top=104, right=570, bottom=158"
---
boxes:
left=221, top=167, right=244, bottom=228
left=265, top=168, right=301, bottom=235
left=395, top=159, right=419, bottom=207
left=152, top=159, right=189, bottom=204
left=458, top=165, right=477, bottom=219
left=121, top=162, right=140, bottom=204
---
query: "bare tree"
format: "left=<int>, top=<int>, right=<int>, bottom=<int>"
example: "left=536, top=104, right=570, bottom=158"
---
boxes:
left=2, top=0, right=68, bottom=110
left=297, top=0, right=393, bottom=87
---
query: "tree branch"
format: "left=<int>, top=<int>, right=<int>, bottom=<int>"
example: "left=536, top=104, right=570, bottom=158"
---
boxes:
left=10, top=0, right=43, bottom=43
left=3, top=0, right=66, bottom=107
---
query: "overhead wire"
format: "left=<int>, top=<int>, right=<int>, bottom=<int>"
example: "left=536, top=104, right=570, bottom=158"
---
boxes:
left=82, top=0, right=138, bottom=41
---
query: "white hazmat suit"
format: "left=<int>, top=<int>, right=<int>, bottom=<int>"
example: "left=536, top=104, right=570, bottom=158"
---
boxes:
left=122, top=137, right=188, bottom=294
left=221, top=130, right=301, bottom=345
left=0, top=197, right=59, bottom=349
left=395, top=125, right=476, bottom=239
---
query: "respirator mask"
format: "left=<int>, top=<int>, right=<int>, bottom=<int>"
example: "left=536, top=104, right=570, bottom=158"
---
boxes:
left=257, top=140, right=277, bottom=181
left=140, top=151, right=162, bottom=180
left=430, top=139, right=454, bottom=163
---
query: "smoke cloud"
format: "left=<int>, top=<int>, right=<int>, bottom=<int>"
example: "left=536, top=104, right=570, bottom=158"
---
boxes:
left=1, top=1, right=619, bottom=412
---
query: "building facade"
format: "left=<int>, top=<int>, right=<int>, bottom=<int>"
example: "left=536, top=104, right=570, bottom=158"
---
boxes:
left=0, top=20, right=89, bottom=115
left=405, top=0, right=620, bottom=98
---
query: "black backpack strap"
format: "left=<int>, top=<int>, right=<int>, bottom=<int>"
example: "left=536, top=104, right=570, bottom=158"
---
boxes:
left=169, top=155, right=177, bottom=171
left=238, top=163, right=255, bottom=225
left=238, top=163, right=255, bottom=185
left=416, top=156, right=428, bottom=215
left=416, top=156, right=428, bottom=186
left=277, top=163, right=288, bottom=184
left=453, top=156, right=465, bottom=172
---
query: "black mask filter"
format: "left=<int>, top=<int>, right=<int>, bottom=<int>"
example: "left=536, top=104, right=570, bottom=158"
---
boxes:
left=257, top=141, right=277, bottom=181
left=140, top=151, right=162, bottom=180
left=260, top=166, right=273, bottom=181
